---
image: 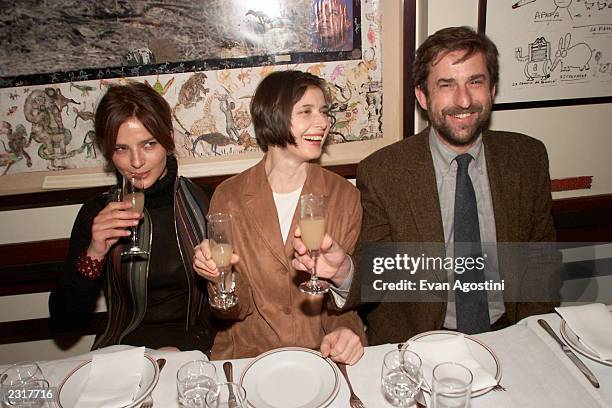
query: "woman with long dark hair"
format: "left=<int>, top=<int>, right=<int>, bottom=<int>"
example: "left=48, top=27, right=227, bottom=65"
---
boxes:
left=50, top=82, right=215, bottom=351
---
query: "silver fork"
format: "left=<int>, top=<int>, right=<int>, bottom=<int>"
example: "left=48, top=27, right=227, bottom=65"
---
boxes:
left=337, top=363, right=365, bottom=408
left=492, top=384, right=506, bottom=392
left=140, top=358, right=166, bottom=408
left=140, top=396, right=154, bottom=408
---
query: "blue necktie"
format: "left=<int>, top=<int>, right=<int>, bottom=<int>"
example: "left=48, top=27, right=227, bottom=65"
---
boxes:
left=454, top=154, right=490, bottom=334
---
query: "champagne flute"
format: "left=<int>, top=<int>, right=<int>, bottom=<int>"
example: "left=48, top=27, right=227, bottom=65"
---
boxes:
left=207, top=213, right=238, bottom=309
left=381, top=349, right=424, bottom=407
left=298, top=194, right=329, bottom=295
left=121, top=176, right=148, bottom=257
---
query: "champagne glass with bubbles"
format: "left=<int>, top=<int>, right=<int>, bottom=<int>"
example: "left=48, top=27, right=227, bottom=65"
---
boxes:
left=207, top=213, right=238, bottom=309
left=298, top=194, right=329, bottom=295
left=121, top=176, right=148, bottom=257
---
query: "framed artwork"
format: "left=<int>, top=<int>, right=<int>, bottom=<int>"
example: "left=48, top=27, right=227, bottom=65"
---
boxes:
left=0, top=0, right=407, bottom=206
left=1, top=0, right=362, bottom=88
left=478, top=0, right=612, bottom=110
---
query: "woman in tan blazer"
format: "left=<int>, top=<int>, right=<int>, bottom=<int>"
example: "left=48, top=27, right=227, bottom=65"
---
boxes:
left=193, top=70, right=366, bottom=363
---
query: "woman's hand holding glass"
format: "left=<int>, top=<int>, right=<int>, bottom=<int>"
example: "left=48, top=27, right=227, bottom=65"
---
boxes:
left=87, top=198, right=141, bottom=261
left=297, top=194, right=331, bottom=295
left=193, top=213, right=239, bottom=309
left=193, top=239, right=240, bottom=285
left=121, top=176, right=148, bottom=257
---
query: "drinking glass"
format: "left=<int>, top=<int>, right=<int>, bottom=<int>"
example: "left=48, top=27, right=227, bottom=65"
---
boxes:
left=298, top=194, right=329, bottom=295
left=432, top=362, right=473, bottom=408
left=207, top=213, right=238, bottom=309
left=177, top=360, right=218, bottom=408
left=0, top=362, right=50, bottom=408
left=205, top=382, right=247, bottom=408
left=381, top=349, right=423, bottom=407
left=121, top=176, right=148, bottom=257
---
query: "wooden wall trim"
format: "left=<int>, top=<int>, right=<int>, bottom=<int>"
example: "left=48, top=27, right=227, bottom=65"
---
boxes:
left=553, top=194, right=612, bottom=242
left=0, top=313, right=105, bottom=344
left=0, top=164, right=358, bottom=212
left=0, top=239, right=69, bottom=267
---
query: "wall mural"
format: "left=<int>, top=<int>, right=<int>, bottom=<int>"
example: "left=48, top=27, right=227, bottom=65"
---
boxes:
left=0, top=0, right=382, bottom=179
left=482, top=0, right=612, bottom=106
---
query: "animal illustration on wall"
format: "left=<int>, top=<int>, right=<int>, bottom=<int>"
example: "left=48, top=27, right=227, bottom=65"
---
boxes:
left=551, top=33, right=593, bottom=72
left=1, top=121, right=32, bottom=175
left=187, top=132, right=237, bottom=156
left=172, top=72, right=210, bottom=135
left=73, top=106, right=94, bottom=128
left=23, top=88, right=85, bottom=170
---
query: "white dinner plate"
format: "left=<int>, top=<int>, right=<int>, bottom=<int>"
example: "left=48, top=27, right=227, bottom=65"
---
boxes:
left=239, top=347, right=340, bottom=408
left=56, top=353, right=159, bottom=408
left=406, top=330, right=502, bottom=397
left=560, top=319, right=612, bottom=367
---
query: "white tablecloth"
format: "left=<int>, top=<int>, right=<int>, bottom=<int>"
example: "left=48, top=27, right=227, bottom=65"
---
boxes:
left=2, top=310, right=610, bottom=407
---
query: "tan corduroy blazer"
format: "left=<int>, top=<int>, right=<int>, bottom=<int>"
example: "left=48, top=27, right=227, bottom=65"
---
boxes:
left=209, top=158, right=366, bottom=359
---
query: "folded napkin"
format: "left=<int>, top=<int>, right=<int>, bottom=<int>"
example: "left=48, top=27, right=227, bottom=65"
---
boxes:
left=556, top=303, right=612, bottom=361
left=405, top=334, right=498, bottom=391
left=76, top=346, right=145, bottom=408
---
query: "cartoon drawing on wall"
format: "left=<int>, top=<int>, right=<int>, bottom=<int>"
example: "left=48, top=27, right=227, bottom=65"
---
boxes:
left=23, top=88, right=86, bottom=170
left=552, top=0, right=574, bottom=20
left=515, top=33, right=593, bottom=79
left=73, top=106, right=94, bottom=128
left=511, top=0, right=601, bottom=19
left=187, top=132, right=237, bottom=157
left=551, top=0, right=612, bottom=19
left=551, top=33, right=593, bottom=72
left=219, top=94, right=240, bottom=142
left=172, top=73, right=210, bottom=136
left=1, top=121, right=32, bottom=175
left=82, top=130, right=97, bottom=159
left=594, top=51, right=612, bottom=76
left=512, top=0, right=537, bottom=9
left=144, top=76, right=175, bottom=96
left=515, top=37, right=554, bottom=80
left=69, top=82, right=95, bottom=97
left=482, top=0, right=612, bottom=105
left=0, top=57, right=384, bottom=174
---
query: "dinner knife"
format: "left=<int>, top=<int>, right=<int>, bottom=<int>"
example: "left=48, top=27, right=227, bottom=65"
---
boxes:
left=537, top=319, right=600, bottom=388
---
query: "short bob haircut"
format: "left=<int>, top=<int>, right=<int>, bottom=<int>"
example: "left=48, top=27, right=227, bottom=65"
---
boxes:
left=250, top=70, right=331, bottom=152
left=412, top=26, right=499, bottom=96
left=94, top=82, right=174, bottom=171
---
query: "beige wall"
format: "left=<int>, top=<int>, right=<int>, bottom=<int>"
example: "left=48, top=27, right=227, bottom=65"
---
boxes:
left=1, top=0, right=610, bottom=363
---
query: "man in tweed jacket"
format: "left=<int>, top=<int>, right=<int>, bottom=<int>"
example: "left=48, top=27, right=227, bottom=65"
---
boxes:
left=293, top=26, right=559, bottom=344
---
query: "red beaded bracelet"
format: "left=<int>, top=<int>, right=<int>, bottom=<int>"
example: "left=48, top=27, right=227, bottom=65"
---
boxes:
left=75, top=251, right=105, bottom=279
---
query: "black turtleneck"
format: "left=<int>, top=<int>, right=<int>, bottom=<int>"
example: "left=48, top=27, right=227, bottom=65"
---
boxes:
left=50, top=155, right=204, bottom=350
left=121, top=155, right=194, bottom=348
